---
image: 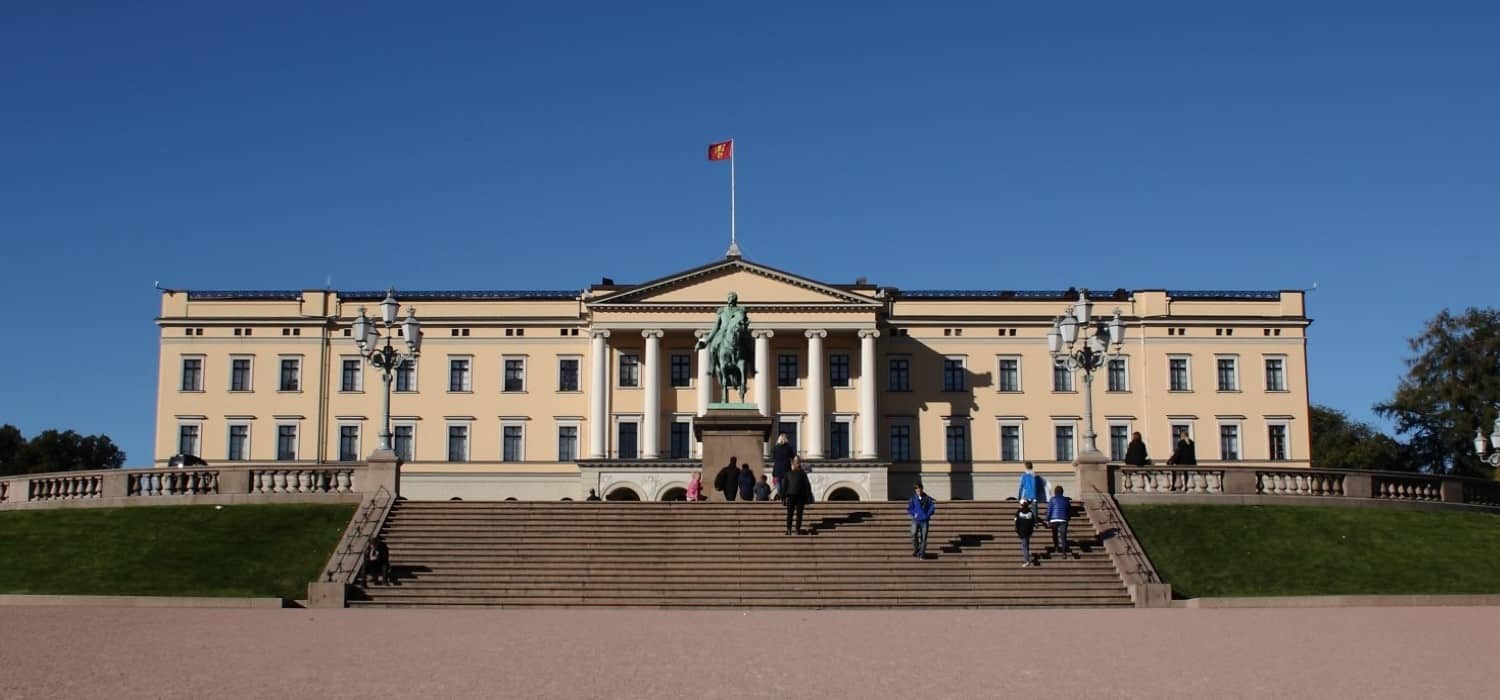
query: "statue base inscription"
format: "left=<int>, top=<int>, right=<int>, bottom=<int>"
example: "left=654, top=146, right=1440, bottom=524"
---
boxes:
left=694, top=408, right=774, bottom=502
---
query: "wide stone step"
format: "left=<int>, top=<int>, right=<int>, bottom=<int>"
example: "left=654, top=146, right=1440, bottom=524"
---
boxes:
left=357, top=501, right=1128, bottom=608
left=349, top=594, right=1131, bottom=607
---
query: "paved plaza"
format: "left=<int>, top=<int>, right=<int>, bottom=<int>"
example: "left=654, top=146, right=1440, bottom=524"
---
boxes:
left=2, top=606, right=1497, bottom=699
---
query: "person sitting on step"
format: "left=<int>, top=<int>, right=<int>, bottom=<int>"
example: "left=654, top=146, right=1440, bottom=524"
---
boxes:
left=363, top=536, right=391, bottom=586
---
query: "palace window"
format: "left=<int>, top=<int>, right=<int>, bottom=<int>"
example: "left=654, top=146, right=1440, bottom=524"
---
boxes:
left=276, top=425, right=298, bottom=461
left=778, top=354, right=798, bottom=387
left=395, top=360, right=416, bottom=392
left=338, top=425, right=360, bottom=462
left=828, top=419, right=851, bottom=459
left=1169, top=357, right=1191, bottom=392
left=1000, top=424, right=1022, bottom=462
left=1268, top=424, right=1289, bottom=461
left=556, top=425, right=578, bottom=462
left=230, top=357, right=252, bottom=392
left=1220, top=424, right=1241, bottom=461
left=1217, top=356, right=1239, bottom=391
left=1055, top=425, right=1075, bottom=462
left=341, top=359, right=362, bottom=392
left=776, top=420, right=799, bottom=451
left=619, top=354, right=640, bottom=388
left=558, top=358, right=579, bottom=392
left=279, top=358, right=301, bottom=392
left=617, top=421, right=638, bottom=459
left=889, top=423, right=912, bottom=462
left=670, top=353, right=692, bottom=387
left=180, top=357, right=203, bottom=392
left=830, top=353, right=850, bottom=388
left=1107, top=358, right=1128, bottom=392
left=227, top=424, right=249, bottom=461
left=998, top=357, right=1020, bottom=392
left=449, top=357, right=472, bottom=392
left=942, top=357, right=966, bottom=392
left=945, top=423, right=969, bottom=462
left=1110, top=425, right=1129, bottom=462
left=394, top=425, right=415, bottom=462
left=503, top=424, right=524, bottom=462
left=670, top=421, right=692, bottom=459
left=504, top=357, right=526, bottom=392
left=888, top=357, right=910, bottom=392
left=1265, top=357, right=1287, bottom=392
left=1053, top=364, right=1073, bottom=392
left=447, top=425, right=469, bottom=462
left=178, top=424, right=200, bottom=457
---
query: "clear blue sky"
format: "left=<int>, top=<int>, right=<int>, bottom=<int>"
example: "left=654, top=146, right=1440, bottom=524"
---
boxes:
left=2, top=2, right=1497, bottom=465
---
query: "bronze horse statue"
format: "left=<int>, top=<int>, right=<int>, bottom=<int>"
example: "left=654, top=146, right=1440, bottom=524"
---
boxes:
left=697, top=292, right=756, bottom=404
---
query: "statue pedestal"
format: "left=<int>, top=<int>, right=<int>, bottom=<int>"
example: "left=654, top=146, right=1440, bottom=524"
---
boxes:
left=694, top=408, right=773, bottom=502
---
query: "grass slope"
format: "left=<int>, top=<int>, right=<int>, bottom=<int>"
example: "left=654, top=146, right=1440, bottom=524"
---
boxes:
left=0, top=504, right=354, bottom=599
left=1123, top=504, right=1500, bottom=598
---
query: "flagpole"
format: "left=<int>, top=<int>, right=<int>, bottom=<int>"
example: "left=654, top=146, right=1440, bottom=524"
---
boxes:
left=728, top=139, right=739, bottom=257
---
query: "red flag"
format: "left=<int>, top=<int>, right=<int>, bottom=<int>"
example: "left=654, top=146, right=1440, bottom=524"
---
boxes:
left=707, top=140, right=733, bottom=161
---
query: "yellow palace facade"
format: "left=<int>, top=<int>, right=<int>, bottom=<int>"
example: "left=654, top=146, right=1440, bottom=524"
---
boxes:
left=153, top=255, right=1312, bottom=501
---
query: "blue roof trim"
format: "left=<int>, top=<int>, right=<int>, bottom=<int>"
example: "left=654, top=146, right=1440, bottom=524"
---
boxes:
left=186, top=290, right=302, bottom=300
left=901, top=289, right=1282, bottom=301
left=185, top=290, right=578, bottom=301
left=1166, top=290, right=1281, bottom=300
left=340, top=290, right=578, bottom=301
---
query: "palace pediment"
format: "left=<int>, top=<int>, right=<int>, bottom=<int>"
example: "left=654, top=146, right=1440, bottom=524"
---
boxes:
left=587, top=258, right=882, bottom=310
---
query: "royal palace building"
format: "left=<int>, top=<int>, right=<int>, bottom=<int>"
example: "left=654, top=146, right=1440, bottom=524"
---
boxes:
left=154, top=255, right=1312, bottom=501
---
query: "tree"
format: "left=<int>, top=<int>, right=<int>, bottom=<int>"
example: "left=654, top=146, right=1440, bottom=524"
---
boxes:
left=1309, top=405, right=1411, bottom=471
left=0, top=424, right=24, bottom=474
left=1375, top=308, right=1500, bottom=477
left=0, top=426, right=127, bottom=476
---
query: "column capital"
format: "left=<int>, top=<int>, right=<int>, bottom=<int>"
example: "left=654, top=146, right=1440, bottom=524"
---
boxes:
left=804, top=329, right=828, bottom=339
left=641, top=329, right=664, bottom=340
left=751, top=329, right=776, bottom=339
left=858, top=328, right=881, bottom=339
left=590, top=329, right=611, bottom=339
left=695, top=329, right=710, bottom=340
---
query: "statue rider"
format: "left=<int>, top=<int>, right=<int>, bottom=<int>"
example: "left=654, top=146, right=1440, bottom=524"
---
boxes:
left=695, top=292, right=756, bottom=404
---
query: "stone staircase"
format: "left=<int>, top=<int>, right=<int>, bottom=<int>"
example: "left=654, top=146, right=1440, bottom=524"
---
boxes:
left=350, top=501, right=1132, bottom=608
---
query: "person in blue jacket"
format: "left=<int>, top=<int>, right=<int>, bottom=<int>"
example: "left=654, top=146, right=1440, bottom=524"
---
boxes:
left=1018, top=461, right=1045, bottom=503
left=1046, top=485, right=1075, bottom=558
left=907, top=483, right=937, bottom=559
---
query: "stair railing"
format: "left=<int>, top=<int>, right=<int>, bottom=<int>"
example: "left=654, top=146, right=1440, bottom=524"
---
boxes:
left=321, top=486, right=396, bottom=585
left=1087, top=486, right=1161, bottom=585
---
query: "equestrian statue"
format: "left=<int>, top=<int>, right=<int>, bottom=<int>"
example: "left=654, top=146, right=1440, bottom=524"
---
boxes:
left=696, top=292, right=756, bottom=404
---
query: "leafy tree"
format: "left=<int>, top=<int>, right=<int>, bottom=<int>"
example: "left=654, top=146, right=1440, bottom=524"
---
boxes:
left=0, top=424, right=24, bottom=474
left=1309, top=405, right=1411, bottom=471
left=0, top=426, right=127, bottom=476
left=1375, top=308, right=1500, bottom=477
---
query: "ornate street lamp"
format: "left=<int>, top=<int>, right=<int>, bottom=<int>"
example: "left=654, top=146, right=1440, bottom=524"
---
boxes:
left=1472, top=417, right=1500, bottom=469
left=1048, top=289, right=1125, bottom=465
left=353, top=288, right=421, bottom=454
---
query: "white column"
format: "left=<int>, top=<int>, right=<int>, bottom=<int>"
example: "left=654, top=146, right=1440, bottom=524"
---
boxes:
left=695, top=330, right=711, bottom=416
left=753, top=330, right=774, bottom=417
left=588, top=330, right=610, bottom=458
left=858, top=329, right=880, bottom=459
left=805, top=329, right=827, bottom=459
left=641, top=329, right=663, bottom=459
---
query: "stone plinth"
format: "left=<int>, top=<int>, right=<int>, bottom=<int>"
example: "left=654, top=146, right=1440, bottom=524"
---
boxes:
left=694, top=408, right=773, bottom=502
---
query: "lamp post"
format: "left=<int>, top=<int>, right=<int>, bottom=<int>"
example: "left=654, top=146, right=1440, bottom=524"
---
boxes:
left=353, top=289, right=421, bottom=455
left=1047, top=289, right=1125, bottom=467
left=1472, top=417, right=1500, bottom=474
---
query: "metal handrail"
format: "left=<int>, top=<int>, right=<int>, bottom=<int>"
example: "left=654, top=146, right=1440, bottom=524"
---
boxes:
left=323, top=486, right=395, bottom=584
left=1087, top=486, right=1160, bottom=585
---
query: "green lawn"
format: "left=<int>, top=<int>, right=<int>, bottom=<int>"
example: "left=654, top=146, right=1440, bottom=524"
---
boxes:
left=0, top=504, right=355, bottom=599
left=1122, top=504, right=1500, bottom=598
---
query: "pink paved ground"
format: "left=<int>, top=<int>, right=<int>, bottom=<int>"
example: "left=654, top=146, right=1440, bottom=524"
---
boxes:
left=2, top=606, right=1497, bottom=699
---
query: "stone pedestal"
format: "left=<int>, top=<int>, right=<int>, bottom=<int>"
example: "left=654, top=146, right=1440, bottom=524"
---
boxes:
left=694, top=408, right=773, bottom=502
left=1073, top=448, right=1111, bottom=496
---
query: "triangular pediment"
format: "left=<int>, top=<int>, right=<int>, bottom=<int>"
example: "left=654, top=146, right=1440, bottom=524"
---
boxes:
left=589, top=258, right=880, bottom=308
